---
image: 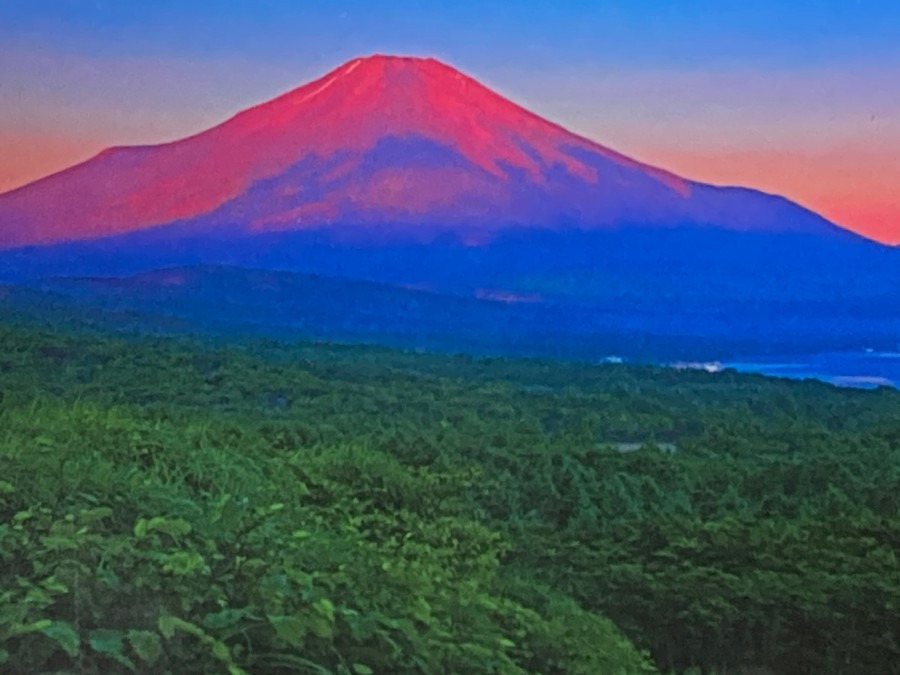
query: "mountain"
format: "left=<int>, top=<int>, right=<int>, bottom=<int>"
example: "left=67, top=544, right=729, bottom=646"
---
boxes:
left=0, top=54, right=855, bottom=249
left=1, top=54, right=897, bottom=362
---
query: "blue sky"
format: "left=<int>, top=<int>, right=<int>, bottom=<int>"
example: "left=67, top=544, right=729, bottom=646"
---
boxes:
left=3, top=1, right=899, bottom=67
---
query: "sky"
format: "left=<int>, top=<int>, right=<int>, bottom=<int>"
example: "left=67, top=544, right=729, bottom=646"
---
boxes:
left=1, top=0, right=898, bottom=243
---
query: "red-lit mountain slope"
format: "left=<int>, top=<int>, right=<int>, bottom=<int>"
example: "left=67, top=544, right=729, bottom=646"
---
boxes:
left=0, top=54, right=852, bottom=249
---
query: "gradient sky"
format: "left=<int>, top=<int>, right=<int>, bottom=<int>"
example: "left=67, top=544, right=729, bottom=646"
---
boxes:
left=1, top=1, right=898, bottom=243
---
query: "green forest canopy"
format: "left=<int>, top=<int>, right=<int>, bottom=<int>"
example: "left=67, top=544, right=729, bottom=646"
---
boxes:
left=1, top=321, right=899, bottom=674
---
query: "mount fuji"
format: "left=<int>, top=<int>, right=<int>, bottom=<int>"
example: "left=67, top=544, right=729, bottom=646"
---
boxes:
left=0, top=55, right=897, bottom=362
left=0, top=54, right=856, bottom=249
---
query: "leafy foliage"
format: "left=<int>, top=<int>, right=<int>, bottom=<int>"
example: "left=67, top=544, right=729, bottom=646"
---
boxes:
left=1, top=321, right=899, bottom=673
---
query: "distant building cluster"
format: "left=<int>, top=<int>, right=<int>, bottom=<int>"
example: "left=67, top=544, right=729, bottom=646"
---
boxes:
left=670, top=361, right=724, bottom=373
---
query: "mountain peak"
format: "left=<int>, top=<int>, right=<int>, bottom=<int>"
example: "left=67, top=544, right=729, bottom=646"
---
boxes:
left=354, top=52, right=442, bottom=65
left=265, top=52, right=490, bottom=117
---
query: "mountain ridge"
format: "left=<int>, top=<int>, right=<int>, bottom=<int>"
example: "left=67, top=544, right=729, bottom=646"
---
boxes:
left=6, top=261, right=900, bottom=367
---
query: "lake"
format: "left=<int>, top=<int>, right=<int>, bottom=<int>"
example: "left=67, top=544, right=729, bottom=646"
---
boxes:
left=723, top=351, right=900, bottom=389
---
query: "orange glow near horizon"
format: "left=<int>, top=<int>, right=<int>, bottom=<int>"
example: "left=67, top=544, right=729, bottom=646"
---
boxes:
left=641, top=146, right=900, bottom=245
left=0, top=133, right=106, bottom=194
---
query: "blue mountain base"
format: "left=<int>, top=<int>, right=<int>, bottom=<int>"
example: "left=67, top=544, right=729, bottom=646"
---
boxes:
left=1, top=226, right=897, bottom=367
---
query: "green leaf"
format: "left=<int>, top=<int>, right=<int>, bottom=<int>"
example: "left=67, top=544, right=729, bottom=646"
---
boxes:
left=161, top=550, right=207, bottom=575
left=353, top=664, right=374, bottom=674
left=212, top=494, right=242, bottom=530
left=96, top=565, right=121, bottom=590
left=40, top=576, right=69, bottom=594
left=79, top=506, right=114, bottom=523
left=135, top=516, right=193, bottom=539
left=212, top=640, right=233, bottom=662
left=269, top=614, right=308, bottom=647
left=41, top=620, right=80, bottom=658
left=127, top=630, right=162, bottom=664
left=90, top=629, right=136, bottom=670
left=0, top=480, right=14, bottom=493
left=20, top=619, right=53, bottom=633
left=314, top=598, right=335, bottom=623
left=159, top=614, right=205, bottom=639
left=40, top=534, right=80, bottom=551
left=148, top=516, right=193, bottom=538
left=0, top=647, right=8, bottom=663
left=133, top=517, right=149, bottom=538
left=309, top=598, right=335, bottom=639
left=412, top=597, right=431, bottom=623
left=309, top=615, right=333, bottom=639
left=202, top=607, right=252, bottom=631
left=13, top=509, right=33, bottom=523
left=24, top=586, right=52, bottom=608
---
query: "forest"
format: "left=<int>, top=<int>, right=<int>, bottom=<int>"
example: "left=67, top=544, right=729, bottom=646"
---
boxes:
left=1, top=319, right=899, bottom=674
